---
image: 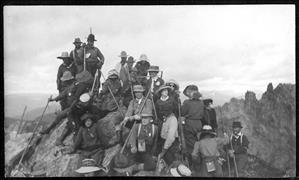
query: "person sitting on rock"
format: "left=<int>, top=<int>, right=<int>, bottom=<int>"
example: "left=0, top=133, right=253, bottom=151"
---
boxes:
left=145, top=65, right=164, bottom=103
left=225, top=121, right=249, bottom=177
left=191, top=125, right=229, bottom=177
left=181, top=85, right=205, bottom=167
left=155, top=85, right=180, bottom=166
left=68, top=113, right=105, bottom=170
left=203, top=99, right=218, bottom=133
left=96, top=69, right=122, bottom=112
left=120, top=85, right=153, bottom=129
left=125, top=113, right=158, bottom=174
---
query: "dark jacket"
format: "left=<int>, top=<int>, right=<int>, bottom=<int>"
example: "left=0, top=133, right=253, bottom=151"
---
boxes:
left=73, top=123, right=102, bottom=151
left=98, top=78, right=122, bottom=111
left=203, top=107, right=218, bottom=131
left=155, top=96, right=178, bottom=120
left=135, top=60, right=150, bottom=77
left=56, top=62, right=77, bottom=92
left=226, top=134, right=249, bottom=154
left=146, top=77, right=164, bottom=94
left=181, top=99, right=205, bottom=121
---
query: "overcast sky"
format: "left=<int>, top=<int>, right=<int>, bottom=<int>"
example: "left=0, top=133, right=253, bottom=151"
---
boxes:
left=4, top=5, right=295, bottom=99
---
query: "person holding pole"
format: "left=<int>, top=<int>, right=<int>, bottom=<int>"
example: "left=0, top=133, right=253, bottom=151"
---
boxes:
left=225, top=121, right=249, bottom=177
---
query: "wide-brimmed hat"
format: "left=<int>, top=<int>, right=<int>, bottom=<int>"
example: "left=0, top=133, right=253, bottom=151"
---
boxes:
left=203, top=99, right=213, bottom=106
left=148, top=66, right=159, bottom=72
left=87, top=34, right=97, bottom=42
left=183, top=85, right=198, bottom=97
left=156, top=84, right=172, bottom=95
left=200, top=125, right=217, bottom=139
left=79, top=93, right=91, bottom=103
left=165, top=79, right=180, bottom=90
left=127, top=56, right=135, bottom=63
left=133, top=85, right=145, bottom=92
left=57, top=52, right=72, bottom=59
left=232, top=121, right=243, bottom=128
left=60, top=71, right=74, bottom=81
left=118, top=51, right=128, bottom=57
left=75, top=159, right=100, bottom=174
left=73, top=38, right=82, bottom=44
left=138, top=54, right=149, bottom=61
left=108, top=69, right=119, bottom=79
left=75, top=71, right=93, bottom=83
left=170, top=164, right=192, bottom=177
left=141, top=113, right=153, bottom=117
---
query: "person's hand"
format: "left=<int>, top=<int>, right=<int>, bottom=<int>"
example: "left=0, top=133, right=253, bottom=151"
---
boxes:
left=133, top=114, right=141, bottom=120
left=131, top=146, right=137, bottom=154
left=48, top=97, right=54, bottom=102
left=228, top=150, right=235, bottom=157
left=120, top=117, right=129, bottom=126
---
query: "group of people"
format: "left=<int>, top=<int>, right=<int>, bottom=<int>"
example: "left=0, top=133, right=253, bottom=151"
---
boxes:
left=38, top=33, right=250, bottom=177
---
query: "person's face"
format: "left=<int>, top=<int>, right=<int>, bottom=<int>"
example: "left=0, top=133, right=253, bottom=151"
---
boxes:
left=87, top=40, right=94, bottom=46
left=149, top=71, right=158, bottom=78
left=233, top=127, right=241, bottom=135
left=161, top=89, right=168, bottom=97
left=127, top=62, right=134, bottom=69
left=121, top=57, right=127, bottom=64
left=135, top=92, right=143, bottom=99
left=84, top=172, right=95, bottom=177
left=141, top=117, right=151, bottom=125
left=74, top=43, right=81, bottom=49
left=85, top=119, right=93, bottom=128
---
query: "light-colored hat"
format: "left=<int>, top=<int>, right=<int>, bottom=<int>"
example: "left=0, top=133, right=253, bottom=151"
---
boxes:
left=108, top=69, right=119, bottom=79
left=165, top=79, right=180, bottom=90
left=156, top=84, right=172, bottom=95
left=138, top=54, right=149, bottom=61
left=170, top=164, right=192, bottom=177
left=60, top=71, right=74, bottom=81
left=200, top=125, right=217, bottom=138
left=73, top=38, right=82, bottom=44
left=57, top=52, right=72, bottom=59
left=118, top=51, right=128, bottom=57
left=75, top=159, right=100, bottom=174
left=148, top=65, right=159, bottom=72
left=133, top=85, right=145, bottom=92
left=79, top=93, right=91, bottom=103
left=75, top=71, right=93, bottom=83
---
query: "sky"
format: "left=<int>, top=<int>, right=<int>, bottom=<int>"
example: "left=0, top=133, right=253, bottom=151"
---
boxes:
left=4, top=5, right=295, bottom=100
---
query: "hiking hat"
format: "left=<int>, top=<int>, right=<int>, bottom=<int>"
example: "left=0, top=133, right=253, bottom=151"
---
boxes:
left=170, top=164, right=192, bottom=177
left=79, top=93, right=91, bottom=103
left=138, top=54, right=149, bottom=61
left=60, top=71, right=74, bottom=81
left=73, top=38, right=82, bottom=44
left=108, top=69, right=119, bottom=79
left=87, top=34, right=97, bottom=42
left=75, top=71, right=93, bottom=83
left=203, top=99, right=213, bottom=106
left=183, top=85, right=200, bottom=97
left=141, top=113, right=153, bottom=117
left=75, top=159, right=100, bottom=174
left=57, top=52, right=72, bottom=59
left=200, top=125, right=217, bottom=138
left=118, top=51, right=128, bottom=57
left=156, top=84, right=172, bottom=95
left=148, top=66, right=159, bottom=72
left=165, top=79, right=180, bottom=90
left=232, top=121, right=243, bottom=128
left=133, top=85, right=145, bottom=92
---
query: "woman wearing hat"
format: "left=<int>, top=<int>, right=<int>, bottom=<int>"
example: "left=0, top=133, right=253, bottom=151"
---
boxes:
left=69, top=113, right=105, bottom=169
left=181, top=85, right=205, bottom=166
left=120, top=85, right=153, bottom=129
left=155, top=84, right=180, bottom=166
left=97, top=69, right=122, bottom=112
left=225, top=121, right=249, bottom=177
left=191, top=125, right=229, bottom=177
left=165, top=79, right=180, bottom=110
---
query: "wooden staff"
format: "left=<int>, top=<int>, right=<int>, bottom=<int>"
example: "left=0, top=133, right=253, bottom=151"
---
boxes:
left=16, top=106, right=27, bottom=137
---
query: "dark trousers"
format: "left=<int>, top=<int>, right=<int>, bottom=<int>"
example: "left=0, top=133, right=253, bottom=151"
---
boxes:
left=183, top=120, right=202, bottom=155
left=134, top=152, right=156, bottom=171
left=159, top=138, right=180, bottom=166
left=230, top=153, right=248, bottom=177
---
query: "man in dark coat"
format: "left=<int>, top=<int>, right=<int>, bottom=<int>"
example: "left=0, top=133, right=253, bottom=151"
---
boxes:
left=134, top=54, right=150, bottom=86
left=56, top=52, right=77, bottom=93
left=70, top=38, right=84, bottom=73
left=203, top=99, right=218, bottom=132
left=145, top=65, right=164, bottom=103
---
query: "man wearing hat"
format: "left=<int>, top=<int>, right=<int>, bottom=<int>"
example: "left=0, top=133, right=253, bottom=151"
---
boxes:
left=115, top=51, right=129, bottom=73
left=181, top=85, right=205, bottom=167
left=70, top=38, right=84, bottom=73
left=191, top=125, right=229, bottom=177
left=203, top=99, right=218, bottom=132
left=97, top=69, right=122, bottom=112
left=56, top=51, right=77, bottom=93
left=134, top=54, right=151, bottom=86
left=226, top=121, right=249, bottom=177
left=155, top=85, right=180, bottom=166
left=120, top=84, right=153, bottom=129
left=146, top=66, right=164, bottom=102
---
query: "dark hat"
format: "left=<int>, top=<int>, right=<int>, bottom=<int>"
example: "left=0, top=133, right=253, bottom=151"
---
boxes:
left=80, top=113, right=95, bottom=121
left=200, top=125, right=217, bottom=139
left=183, top=85, right=198, bottom=97
left=127, top=56, right=135, bottom=63
left=156, top=84, right=172, bottom=95
left=73, top=38, right=82, bottom=44
left=232, top=121, right=243, bottom=128
left=148, top=65, right=159, bottom=72
left=87, top=34, right=97, bottom=42
left=203, top=99, right=213, bottom=106
left=60, top=71, right=74, bottom=81
left=118, top=51, right=128, bottom=57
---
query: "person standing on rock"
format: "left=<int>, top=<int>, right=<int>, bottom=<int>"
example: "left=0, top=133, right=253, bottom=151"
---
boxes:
left=191, top=125, right=229, bottom=177
left=120, top=85, right=153, bottom=129
left=203, top=99, right=218, bottom=133
left=146, top=65, right=164, bottom=103
left=70, top=38, right=84, bottom=73
left=181, top=85, right=205, bottom=168
left=56, top=52, right=77, bottom=93
left=226, top=121, right=249, bottom=177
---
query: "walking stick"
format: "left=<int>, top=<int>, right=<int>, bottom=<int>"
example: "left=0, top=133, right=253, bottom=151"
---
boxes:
left=126, top=68, right=135, bottom=100
left=16, top=95, right=52, bottom=170
left=150, top=93, right=158, bottom=121
left=100, top=71, right=124, bottom=118
left=219, top=108, right=231, bottom=177
left=16, top=106, right=27, bottom=137
left=83, top=46, right=86, bottom=72
left=229, top=134, right=239, bottom=177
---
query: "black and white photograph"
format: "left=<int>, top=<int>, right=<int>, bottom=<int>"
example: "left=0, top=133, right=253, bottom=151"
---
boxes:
left=4, top=5, right=296, bottom=177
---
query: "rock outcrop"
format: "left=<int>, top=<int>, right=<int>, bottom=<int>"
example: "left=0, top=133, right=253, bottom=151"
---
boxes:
left=216, top=83, right=296, bottom=177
